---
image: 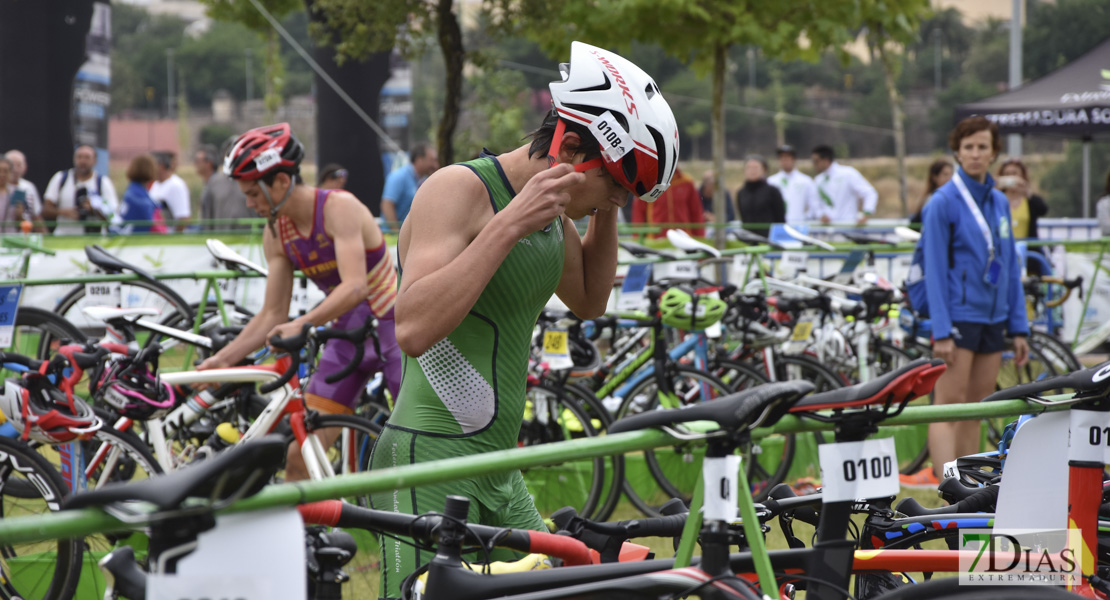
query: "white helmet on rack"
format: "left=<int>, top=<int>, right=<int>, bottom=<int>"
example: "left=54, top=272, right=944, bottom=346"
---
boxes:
left=548, top=41, right=679, bottom=202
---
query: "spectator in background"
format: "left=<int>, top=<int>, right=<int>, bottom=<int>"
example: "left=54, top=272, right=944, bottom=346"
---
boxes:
left=769, top=144, right=818, bottom=225
left=318, top=164, right=348, bottom=190
left=150, top=151, right=191, bottom=231
left=381, top=143, right=439, bottom=230
left=736, top=155, right=786, bottom=237
left=632, top=166, right=704, bottom=238
left=910, top=158, right=953, bottom=225
left=1097, top=169, right=1110, bottom=236
left=43, top=144, right=118, bottom=235
left=199, top=141, right=252, bottom=231
left=810, top=145, right=878, bottom=225
left=119, top=154, right=166, bottom=235
left=997, top=157, right=1049, bottom=275
left=699, top=170, right=734, bottom=222
left=4, top=150, right=43, bottom=231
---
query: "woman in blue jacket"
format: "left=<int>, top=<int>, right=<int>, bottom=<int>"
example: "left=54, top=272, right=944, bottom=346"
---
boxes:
left=901, top=116, right=1030, bottom=487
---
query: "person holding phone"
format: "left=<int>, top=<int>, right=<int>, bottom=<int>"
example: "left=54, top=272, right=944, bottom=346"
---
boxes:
left=997, top=158, right=1048, bottom=274
left=4, top=150, right=44, bottom=232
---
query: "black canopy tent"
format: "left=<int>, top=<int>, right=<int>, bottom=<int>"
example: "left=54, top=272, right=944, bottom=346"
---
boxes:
left=955, top=35, right=1110, bottom=217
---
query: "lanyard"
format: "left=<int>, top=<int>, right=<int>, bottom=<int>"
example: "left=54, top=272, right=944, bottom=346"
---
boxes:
left=951, top=167, right=994, bottom=260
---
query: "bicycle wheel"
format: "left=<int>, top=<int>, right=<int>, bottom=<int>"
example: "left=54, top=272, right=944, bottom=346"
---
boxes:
left=711, top=359, right=798, bottom=499
left=614, top=365, right=733, bottom=516
left=1030, top=330, right=1082, bottom=374
left=520, top=381, right=623, bottom=522
left=988, top=342, right=1060, bottom=446
left=866, top=343, right=932, bottom=475
left=54, top=278, right=196, bottom=371
left=0, top=436, right=81, bottom=600
left=4, top=306, right=85, bottom=360
left=565, top=382, right=624, bottom=521
left=289, top=413, right=382, bottom=600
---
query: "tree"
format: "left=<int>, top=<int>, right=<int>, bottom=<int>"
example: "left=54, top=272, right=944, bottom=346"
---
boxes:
left=1024, top=0, right=1110, bottom=81
left=859, top=0, right=933, bottom=215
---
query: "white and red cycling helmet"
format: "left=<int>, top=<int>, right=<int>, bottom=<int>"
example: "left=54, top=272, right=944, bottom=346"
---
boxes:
left=223, top=123, right=306, bottom=228
left=0, top=374, right=101, bottom=444
left=548, top=41, right=679, bottom=202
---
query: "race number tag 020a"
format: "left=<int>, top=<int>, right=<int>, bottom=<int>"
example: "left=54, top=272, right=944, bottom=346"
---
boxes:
left=702, top=455, right=741, bottom=521
left=817, top=437, right=899, bottom=502
left=542, top=329, right=573, bottom=370
left=85, top=281, right=122, bottom=308
left=1069, top=409, right=1110, bottom=463
left=0, top=284, right=23, bottom=348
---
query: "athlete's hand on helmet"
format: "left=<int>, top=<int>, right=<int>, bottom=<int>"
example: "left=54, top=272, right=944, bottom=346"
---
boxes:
left=502, top=163, right=584, bottom=237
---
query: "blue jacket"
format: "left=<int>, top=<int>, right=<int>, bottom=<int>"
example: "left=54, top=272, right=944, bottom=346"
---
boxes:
left=921, top=168, right=1028, bottom=341
left=120, top=182, right=157, bottom=233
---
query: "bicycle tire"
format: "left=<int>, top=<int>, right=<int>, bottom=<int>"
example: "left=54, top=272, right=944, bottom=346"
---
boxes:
left=866, top=342, right=933, bottom=475
left=0, top=435, right=82, bottom=600
left=54, top=278, right=196, bottom=371
left=989, top=342, right=1060, bottom=446
left=4, top=306, right=86, bottom=361
left=565, top=382, right=624, bottom=521
left=614, top=365, right=733, bottom=516
left=868, top=575, right=1083, bottom=599
left=1030, top=330, right=1082, bottom=374
left=520, top=381, right=623, bottom=522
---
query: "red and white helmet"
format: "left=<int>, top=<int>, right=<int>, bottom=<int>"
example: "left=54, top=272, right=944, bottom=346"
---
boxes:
left=549, top=42, right=679, bottom=202
left=223, top=123, right=305, bottom=182
left=0, top=374, right=101, bottom=444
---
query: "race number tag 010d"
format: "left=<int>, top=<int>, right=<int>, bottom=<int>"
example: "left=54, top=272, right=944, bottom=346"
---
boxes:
left=656, top=260, right=698, bottom=281
left=0, top=284, right=23, bottom=348
left=817, top=437, right=899, bottom=502
left=85, top=281, right=122, bottom=308
left=542, top=329, right=573, bottom=370
left=1069, top=409, right=1110, bottom=463
left=702, top=455, right=741, bottom=521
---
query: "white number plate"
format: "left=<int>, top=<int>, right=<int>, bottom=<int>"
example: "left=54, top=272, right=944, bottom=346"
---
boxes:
left=290, top=280, right=311, bottom=316
left=85, top=281, right=122, bottom=307
left=656, top=260, right=697, bottom=281
left=818, top=438, right=899, bottom=502
left=1069, top=409, right=1110, bottom=463
left=775, top=251, right=809, bottom=278
left=702, top=455, right=741, bottom=521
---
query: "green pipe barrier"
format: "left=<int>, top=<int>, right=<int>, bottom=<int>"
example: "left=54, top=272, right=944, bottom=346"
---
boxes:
left=0, top=397, right=1068, bottom=545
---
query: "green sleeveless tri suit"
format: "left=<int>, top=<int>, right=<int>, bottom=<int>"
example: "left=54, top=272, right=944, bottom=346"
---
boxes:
left=369, top=155, right=565, bottom=598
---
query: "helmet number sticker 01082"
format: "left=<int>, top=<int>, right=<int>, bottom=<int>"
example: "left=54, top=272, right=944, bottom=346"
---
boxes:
left=253, top=148, right=282, bottom=173
left=589, top=111, right=633, bottom=163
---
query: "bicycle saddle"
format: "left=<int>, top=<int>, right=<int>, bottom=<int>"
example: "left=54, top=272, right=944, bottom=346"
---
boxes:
left=790, top=358, right=944, bottom=413
left=839, top=232, right=894, bottom=246
left=619, top=241, right=672, bottom=259
left=63, top=435, right=286, bottom=512
left=85, top=245, right=155, bottom=281
left=666, top=229, right=720, bottom=258
left=728, top=228, right=784, bottom=250
left=608, top=380, right=814, bottom=435
left=206, top=239, right=269, bottom=276
left=980, top=360, right=1110, bottom=403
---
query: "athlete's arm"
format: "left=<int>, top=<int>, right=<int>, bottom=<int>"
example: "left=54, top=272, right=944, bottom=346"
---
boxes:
left=555, top=207, right=618, bottom=319
left=284, top=191, right=378, bottom=330
left=199, top=228, right=294, bottom=369
left=395, top=163, right=583, bottom=356
left=380, top=199, right=399, bottom=229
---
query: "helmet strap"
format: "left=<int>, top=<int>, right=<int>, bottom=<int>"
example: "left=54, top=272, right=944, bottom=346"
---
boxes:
left=259, top=176, right=295, bottom=235
left=547, top=118, right=604, bottom=173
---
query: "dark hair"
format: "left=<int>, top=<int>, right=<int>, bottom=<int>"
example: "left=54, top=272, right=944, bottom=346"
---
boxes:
left=152, top=151, right=175, bottom=169
left=126, top=154, right=157, bottom=184
left=925, top=158, right=952, bottom=196
left=811, top=145, right=834, bottom=161
left=74, top=144, right=97, bottom=156
left=949, top=116, right=1001, bottom=155
left=195, top=145, right=218, bottom=168
left=260, top=169, right=300, bottom=187
left=317, top=163, right=346, bottom=185
left=998, top=157, right=1028, bottom=180
left=409, top=143, right=432, bottom=163
left=527, top=110, right=603, bottom=163
left=745, top=154, right=768, bottom=173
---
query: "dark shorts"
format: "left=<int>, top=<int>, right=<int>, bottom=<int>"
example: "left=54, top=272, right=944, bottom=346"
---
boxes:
left=949, top=320, right=1007, bottom=354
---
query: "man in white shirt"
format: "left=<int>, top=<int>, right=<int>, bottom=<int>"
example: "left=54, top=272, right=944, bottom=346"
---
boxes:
left=150, top=151, right=192, bottom=231
left=3, top=149, right=45, bottom=232
left=810, top=145, right=878, bottom=225
left=43, top=144, right=119, bottom=235
left=768, top=144, right=819, bottom=225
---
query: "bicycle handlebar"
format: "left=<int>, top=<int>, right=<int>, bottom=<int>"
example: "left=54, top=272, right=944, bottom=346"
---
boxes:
left=260, top=316, right=379, bottom=393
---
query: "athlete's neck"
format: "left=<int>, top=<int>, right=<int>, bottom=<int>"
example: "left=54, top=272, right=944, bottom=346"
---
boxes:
left=277, top=185, right=318, bottom=232
left=496, top=145, right=556, bottom=194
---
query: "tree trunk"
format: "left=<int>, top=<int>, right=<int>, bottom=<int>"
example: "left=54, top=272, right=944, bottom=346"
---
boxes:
left=306, top=0, right=390, bottom=214
left=771, top=66, right=786, bottom=147
left=879, top=44, right=908, bottom=216
left=712, top=44, right=728, bottom=251
left=0, top=0, right=94, bottom=195
left=436, top=0, right=463, bottom=165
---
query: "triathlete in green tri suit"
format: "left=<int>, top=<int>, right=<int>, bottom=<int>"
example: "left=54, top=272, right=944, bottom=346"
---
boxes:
left=370, top=41, right=680, bottom=598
